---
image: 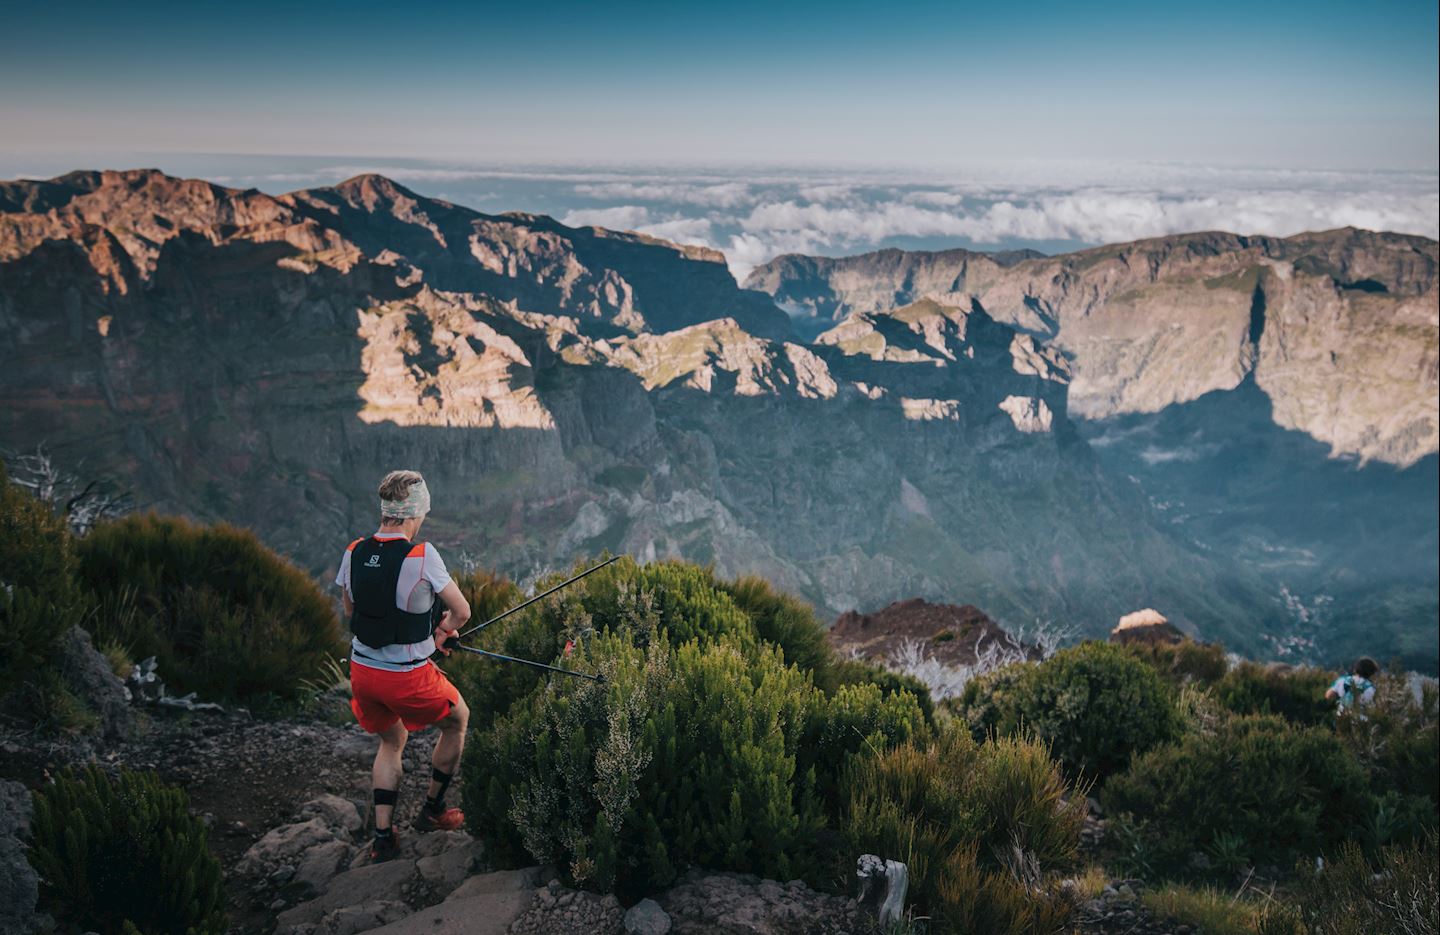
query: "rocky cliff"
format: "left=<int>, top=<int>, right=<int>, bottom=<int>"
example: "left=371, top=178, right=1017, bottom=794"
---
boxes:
left=749, top=234, right=1440, bottom=668
left=2, top=169, right=1434, bottom=665
left=748, top=231, right=1439, bottom=468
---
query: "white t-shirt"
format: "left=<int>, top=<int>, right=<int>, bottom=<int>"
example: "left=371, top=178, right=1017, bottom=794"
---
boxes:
left=1329, top=674, right=1375, bottom=710
left=336, top=531, right=454, bottom=671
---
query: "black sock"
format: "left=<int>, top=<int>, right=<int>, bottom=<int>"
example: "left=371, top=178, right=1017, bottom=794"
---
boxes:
left=374, top=826, right=394, bottom=840
left=426, top=767, right=453, bottom=814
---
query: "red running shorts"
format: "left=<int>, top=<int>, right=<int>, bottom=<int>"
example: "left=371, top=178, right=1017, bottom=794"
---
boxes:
left=349, top=660, right=460, bottom=733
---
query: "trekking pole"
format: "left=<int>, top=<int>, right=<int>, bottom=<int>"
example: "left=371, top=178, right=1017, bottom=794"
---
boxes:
left=451, top=555, right=621, bottom=642
left=449, top=644, right=606, bottom=683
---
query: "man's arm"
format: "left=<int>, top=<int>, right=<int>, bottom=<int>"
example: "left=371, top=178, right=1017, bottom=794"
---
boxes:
left=433, top=581, right=472, bottom=653
left=341, top=591, right=354, bottom=617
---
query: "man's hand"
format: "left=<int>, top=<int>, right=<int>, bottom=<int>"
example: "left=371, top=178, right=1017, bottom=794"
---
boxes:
left=434, top=611, right=456, bottom=655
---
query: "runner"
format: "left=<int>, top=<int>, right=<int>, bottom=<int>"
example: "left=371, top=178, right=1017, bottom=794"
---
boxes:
left=335, top=470, right=472, bottom=862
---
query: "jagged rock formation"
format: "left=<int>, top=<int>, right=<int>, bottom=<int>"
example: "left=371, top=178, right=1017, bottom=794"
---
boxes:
left=829, top=598, right=1036, bottom=668
left=748, top=233, right=1440, bottom=669
left=1, top=168, right=1434, bottom=663
left=748, top=231, right=1439, bottom=467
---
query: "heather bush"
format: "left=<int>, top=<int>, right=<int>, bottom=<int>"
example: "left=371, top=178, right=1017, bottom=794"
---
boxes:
left=75, top=514, right=342, bottom=703
left=28, top=766, right=227, bottom=935
left=957, top=641, right=1182, bottom=781
left=1102, top=714, right=1373, bottom=878
left=1334, top=674, right=1439, bottom=807
left=448, top=557, right=931, bottom=728
left=718, top=574, right=835, bottom=678
left=0, top=460, right=80, bottom=686
left=1123, top=638, right=1229, bottom=686
left=1215, top=661, right=1334, bottom=726
left=1271, top=834, right=1439, bottom=935
left=844, top=726, right=1084, bottom=931
left=830, top=656, right=936, bottom=724
left=464, top=631, right=924, bottom=897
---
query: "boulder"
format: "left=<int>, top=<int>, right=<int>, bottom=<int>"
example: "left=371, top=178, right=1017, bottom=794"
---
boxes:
left=658, top=870, right=864, bottom=935
left=445, top=867, right=544, bottom=902
left=364, top=890, right=531, bottom=935
left=237, top=818, right=346, bottom=877
left=1110, top=609, right=1186, bottom=645
left=0, top=780, right=38, bottom=935
left=299, top=794, right=363, bottom=835
left=625, top=897, right=672, bottom=935
left=277, top=858, right=419, bottom=929
left=60, top=625, right=132, bottom=741
left=313, top=900, right=411, bottom=935
left=417, top=839, right=485, bottom=891
left=293, top=840, right=357, bottom=896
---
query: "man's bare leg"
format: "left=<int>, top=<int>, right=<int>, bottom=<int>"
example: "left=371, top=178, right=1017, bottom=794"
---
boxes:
left=372, top=720, right=408, bottom=832
left=421, top=696, right=469, bottom=822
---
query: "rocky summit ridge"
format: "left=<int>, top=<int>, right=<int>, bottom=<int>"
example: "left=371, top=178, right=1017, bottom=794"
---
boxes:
left=748, top=230, right=1439, bottom=468
left=1, top=168, right=1436, bottom=665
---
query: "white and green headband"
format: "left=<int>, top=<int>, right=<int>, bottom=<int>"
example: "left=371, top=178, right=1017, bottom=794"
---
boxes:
left=380, top=478, right=431, bottom=519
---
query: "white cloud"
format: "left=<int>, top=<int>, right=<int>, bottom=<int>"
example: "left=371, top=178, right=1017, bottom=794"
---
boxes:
left=560, top=205, right=652, bottom=230
left=636, top=216, right=715, bottom=246
left=573, top=181, right=755, bottom=208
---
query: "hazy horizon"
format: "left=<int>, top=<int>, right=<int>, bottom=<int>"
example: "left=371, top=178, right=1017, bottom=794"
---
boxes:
left=3, top=152, right=1434, bottom=281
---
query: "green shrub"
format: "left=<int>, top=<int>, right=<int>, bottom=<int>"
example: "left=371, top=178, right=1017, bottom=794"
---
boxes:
left=449, top=558, right=863, bottom=730
left=1215, top=661, right=1334, bottom=726
left=75, top=514, right=342, bottom=704
left=957, top=642, right=1182, bottom=781
left=1334, top=674, right=1439, bottom=807
left=463, top=625, right=925, bottom=898
left=844, top=726, right=1084, bottom=932
left=1123, top=638, right=1229, bottom=686
left=28, top=766, right=227, bottom=934
left=1276, top=834, right=1438, bottom=935
left=1102, top=715, right=1373, bottom=878
left=830, top=656, right=936, bottom=724
left=0, top=460, right=81, bottom=691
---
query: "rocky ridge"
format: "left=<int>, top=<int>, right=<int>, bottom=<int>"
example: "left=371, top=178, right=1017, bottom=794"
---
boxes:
left=2, top=169, right=1434, bottom=661
left=747, top=231, right=1439, bottom=467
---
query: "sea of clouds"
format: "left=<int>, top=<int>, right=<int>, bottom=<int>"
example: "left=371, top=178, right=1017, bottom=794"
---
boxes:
left=24, top=155, right=1432, bottom=283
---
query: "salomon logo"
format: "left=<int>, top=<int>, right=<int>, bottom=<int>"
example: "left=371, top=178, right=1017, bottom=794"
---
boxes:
left=366, top=555, right=381, bottom=567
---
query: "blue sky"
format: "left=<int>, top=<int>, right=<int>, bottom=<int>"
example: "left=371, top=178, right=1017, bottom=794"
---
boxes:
left=2, top=0, right=1437, bottom=169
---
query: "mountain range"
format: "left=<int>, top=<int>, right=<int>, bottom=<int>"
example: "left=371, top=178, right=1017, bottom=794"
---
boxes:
left=1, top=169, right=1435, bottom=668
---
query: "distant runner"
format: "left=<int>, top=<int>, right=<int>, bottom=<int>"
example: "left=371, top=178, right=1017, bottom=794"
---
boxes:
left=1326, top=656, right=1378, bottom=714
left=335, top=470, right=472, bottom=862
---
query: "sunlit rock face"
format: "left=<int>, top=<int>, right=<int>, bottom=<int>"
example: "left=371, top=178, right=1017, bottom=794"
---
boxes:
left=2, top=168, right=1435, bottom=667
left=750, top=230, right=1438, bottom=467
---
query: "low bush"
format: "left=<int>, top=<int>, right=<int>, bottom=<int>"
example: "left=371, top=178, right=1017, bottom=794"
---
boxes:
left=957, top=641, right=1182, bottom=781
left=829, top=656, right=936, bottom=724
left=1102, top=715, right=1373, bottom=878
left=844, top=726, right=1084, bottom=931
left=1334, top=674, right=1439, bottom=807
left=75, top=514, right=342, bottom=704
left=28, top=766, right=227, bottom=935
left=0, top=461, right=81, bottom=691
left=465, top=629, right=925, bottom=898
left=718, top=575, right=835, bottom=679
left=1141, top=884, right=1272, bottom=935
left=1269, top=834, right=1438, bottom=935
left=1123, top=638, right=1229, bottom=686
left=1214, top=661, right=1334, bottom=726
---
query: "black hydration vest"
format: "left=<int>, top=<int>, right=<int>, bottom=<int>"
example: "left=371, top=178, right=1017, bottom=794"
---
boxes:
left=349, top=537, right=435, bottom=649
